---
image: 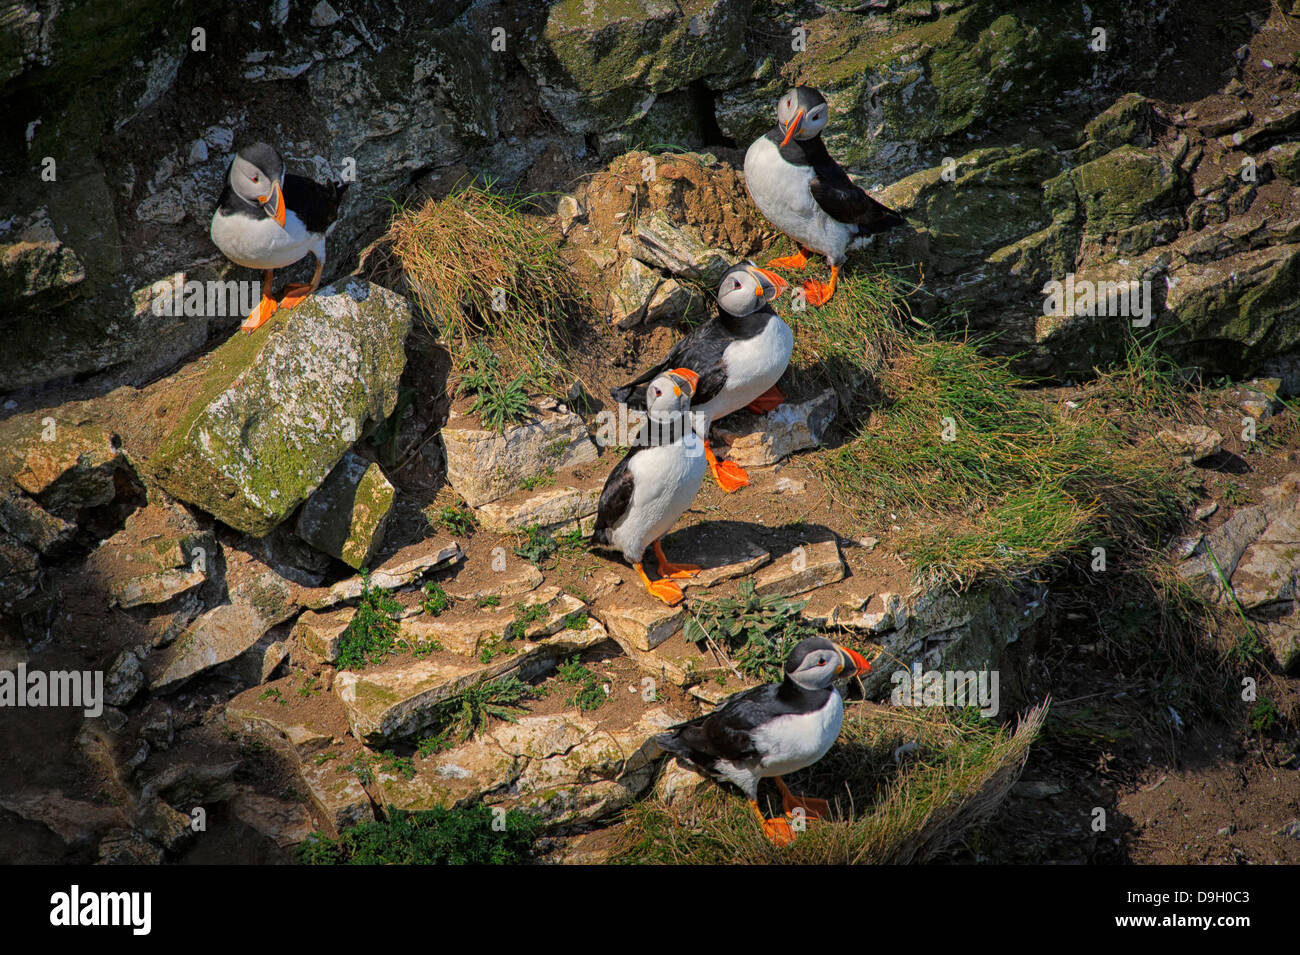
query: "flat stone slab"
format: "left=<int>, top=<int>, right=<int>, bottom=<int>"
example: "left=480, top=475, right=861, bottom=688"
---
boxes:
left=304, top=538, right=462, bottom=609
left=659, top=522, right=771, bottom=589
left=300, top=751, right=374, bottom=838
left=0, top=421, right=123, bottom=515
left=754, top=539, right=846, bottom=597
left=334, top=617, right=609, bottom=744
left=293, top=608, right=355, bottom=665
left=0, top=481, right=75, bottom=554
left=113, top=568, right=207, bottom=609
left=1230, top=504, right=1299, bottom=609
left=712, top=390, right=838, bottom=467
left=595, top=598, right=685, bottom=652
left=442, top=408, right=599, bottom=507
left=400, top=588, right=586, bottom=656
left=476, top=485, right=600, bottom=535
left=442, top=561, right=543, bottom=602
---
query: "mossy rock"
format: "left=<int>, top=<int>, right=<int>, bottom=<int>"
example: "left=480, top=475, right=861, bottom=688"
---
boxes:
left=143, top=281, right=413, bottom=536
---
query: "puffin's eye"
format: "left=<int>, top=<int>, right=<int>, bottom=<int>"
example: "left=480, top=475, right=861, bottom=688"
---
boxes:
left=732, top=279, right=743, bottom=289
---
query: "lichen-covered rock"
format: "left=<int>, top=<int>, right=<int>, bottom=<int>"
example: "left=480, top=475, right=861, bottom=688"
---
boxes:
left=441, top=407, right=599, bottom=508
left=295, top=452, right=395, bottom=569
left=712, top=390, right=838, bottom=467
left=0, top=480, right=75, bottom=555
left=627, top=212, right=732, bottom=284
left=520, top=0, right=751, bottom=137
left=142, top=281, right=412, bottom=536
left=0, top=214, right=86, bottom=313
left=476, top=485, right=600, bottom=535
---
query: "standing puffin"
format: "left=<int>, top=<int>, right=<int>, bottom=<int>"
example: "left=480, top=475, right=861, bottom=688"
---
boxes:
left=610, top=262, right=792, bottom=493
left=744, top=86, right=903, bottom=306
left=592, top=368, right=708, bottom=607
left=210, top=142, right=348, bottom=332
left=656, top=636, right=872, bottom=846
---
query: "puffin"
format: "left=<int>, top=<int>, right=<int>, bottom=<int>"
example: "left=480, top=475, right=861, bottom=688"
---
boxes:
left=743, top=86, right=904, bottom=306
left=210, top=142, right=348, bottom=332
left=610, top=262, right=792, bottom=493
left=592, top=368, right=708, bottom=606
left=656, top=635, right=872, bottom=846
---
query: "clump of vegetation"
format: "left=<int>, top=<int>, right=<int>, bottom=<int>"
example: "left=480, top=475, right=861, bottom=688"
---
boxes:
left=421, top=581, right=451, bottom=616
left=813, top=270, right=1186, bottom=584
left=557, top=655, right=607, bottom=712
left=384, top=181, right=583, bottom=393
left=344, top=749, right=416, bottom=787
left=512, top=524, right=587, bottom=567
left=611, top=703, right=1046, bottom=865
left=431, top=502, right=477, bottom=537
left=335, top=573, right=402, bottom=670
left=439, top=675, right=535, bottom=743
left=296, top=805, right=541, bottom=865
left=504, top=601, right=549, bottom=640
left=684, top=580, right=818, bottom=682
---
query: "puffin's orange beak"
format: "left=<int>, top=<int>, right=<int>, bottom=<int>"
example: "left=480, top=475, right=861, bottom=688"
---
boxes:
left=749, top=266, right=788, bottom=297
left=780, top=109, right=804, bottom=148
left=836, top=644, right=871, bottom=676
left=668, top=367, right=699, bottom=394
left=260, top=180, right=286, bottom=227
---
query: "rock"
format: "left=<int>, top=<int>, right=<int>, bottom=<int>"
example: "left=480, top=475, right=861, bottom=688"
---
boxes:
left=133, top=797, right=193, bottom=854
left=772, top=477, right=806, bottom=495
left=146, top=566, right=297, bottom=691
left=1155, top=425, right=1223, bottom=463
left=609, top=257, right=662, bottom=328
left=230, top=632, right=290, bottom=686
left=657, top=522, right=771, bottom=589
left=401, top=588, right=586, bottom=656
left=303, top=538, right=462, bottom=609
left=441, top=407, right=598, bottom=507
left=556, top=194, right=585, bottom=234
left=294, top=609, right=354, bottom=665
left=628, top=212, right=731, bottom=284
left=0, top=214, right=86, bottom=314
left=309, top=0, right=341, bottom=28
left=1227, top=506, right=1299, bottom=610
left=224, top=703, right=334, bottom=762
left=295, top=452, right=396, bottom=569
left=754, top=539, right=846, bottom=597
left=0, top=532, right=40, bottom=609
left=0, top=481, right=75, bottom=554
left=712, top=390, right=839, bottom=467
left=0, top=420, right=122, bottom=515
left=443, top=561, right=544, bottom=602
left=84, top=498, right=214, bottom=609
left=104, top=650, right=144, bottom=706
left=142, top=281, right=413, bottom=536
left=97, top=828, right=165, bottom=865
left=645, top=277, right=706, bottom=325
left=300, top=751, right=374, bottom=837
left=1178, top=506, right=1271, bottom=599
left=0, top=791, right=123, bottom=846
left=228, top=789, right=315, bottom=847
left=595, top=599, right=686, bottom=652
left=476, top=485, right=600, bottom=535
left=1264, top=610, right=1300, bottom=672
left=335, top=617, right=609, bottom=744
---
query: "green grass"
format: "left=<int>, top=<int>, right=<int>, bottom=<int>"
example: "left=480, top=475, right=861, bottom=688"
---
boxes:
left=611, top=703, right=1045, bottom=864
left=430, top=503, right=477, bottom=537
left=556, top=655, right=607, bottom=712
left=420, top=581, right=451, bottom=616
left=811, top=271, right=1186, bottom=584
left=384, top=180, right=583, bottom=394
left=296, top=805, right=541, bottom=865
left=336, top=573, right=403, bottom=670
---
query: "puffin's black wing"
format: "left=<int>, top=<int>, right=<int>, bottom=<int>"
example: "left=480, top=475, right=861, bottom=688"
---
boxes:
left=591, top=446, right=643, bottom=547
left=610, top=316, right=733, bottom=408
left=798, top=137, right=903, bottom=231
left=657, top=684, right=785, bottom=766
left=283, top=174, right=348, bottom=235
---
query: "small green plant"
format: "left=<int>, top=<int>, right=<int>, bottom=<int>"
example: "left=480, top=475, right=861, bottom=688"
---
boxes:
left=336, top=573, right=403, bottom=670
left=260, top=687, right=284, bottom=705
left=1222, top=480, right=1251, bottom=506
left=296, top=804, right=541, bottom=865
left=471, top=374, right=530, bottom=431
left=557, top=655, right=606, bottom=712
left=345, top=752, right=376, bottom=786
left=296, top=673, right=321, bottom=699
left=379, top=750, right=416, bottom=780
left=564, top=610, right=589, bottom=631
left=439, top=675, right=535, bottom=741
left=521, top=468, right=556, bottom=491
left=1249, top=697, right=1279, bottom=733
left=432, top=503, right=477, bottom=537
left=514, top=524, right=559, bottom=565
left=504, top=601, right=549, bottom=640
left=421, top=581, right=451, bottom=616
left=417, top=730, right=454, bottom=758
left=684, top=580, right=818, bottom=682
left=477, top=594, right=501, bottom=609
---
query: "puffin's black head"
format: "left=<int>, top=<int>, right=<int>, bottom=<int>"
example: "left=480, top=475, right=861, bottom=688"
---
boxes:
left=776, top=86, right=829, bottom=148
left=716, top=261, right=788, bottom=318
left=230, top=142, right=287, bottom=227
left=785, top=635, right=871, bottom=691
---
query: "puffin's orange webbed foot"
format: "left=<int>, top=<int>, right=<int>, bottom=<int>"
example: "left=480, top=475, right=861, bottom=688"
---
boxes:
left=653, top=540, right=700, bottom=580
left=241, top=295, right=278, bottom=333
left=765, top=247, right=809, bottom=271
left=635, top=562, right=685, bottom=606
left=712, top=459, right=750, bottom=493
left=278, top=283, right=316, bottom=310
left=745, top=385, right=785, bottom=414
left=763, top=816, right=795, bottom=846
left=775, top=776, right=830, bottom=821
left=800, top=265, right=839, bottom=307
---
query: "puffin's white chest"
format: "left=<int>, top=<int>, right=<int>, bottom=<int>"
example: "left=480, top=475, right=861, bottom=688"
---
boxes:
left=210, top=208, right=320, bottom=270
left=609, top=440, right=707, bottom=563
left=752, top=690, right=844, bottom=777
left=694, top=314, right=793, bottom=426
left=744, top=136, right=854, bottom=263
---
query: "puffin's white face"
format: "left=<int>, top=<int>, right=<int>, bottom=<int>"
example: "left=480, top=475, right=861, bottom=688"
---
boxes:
left=786, top=637, right=870, bottom=691
left=717, top=263, right=787, bottom=317
left=646, top=372, right=693, bottom=423
left=776, top=87, right=829, bottom=147
left=229, top=146, right=286, bottom=227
